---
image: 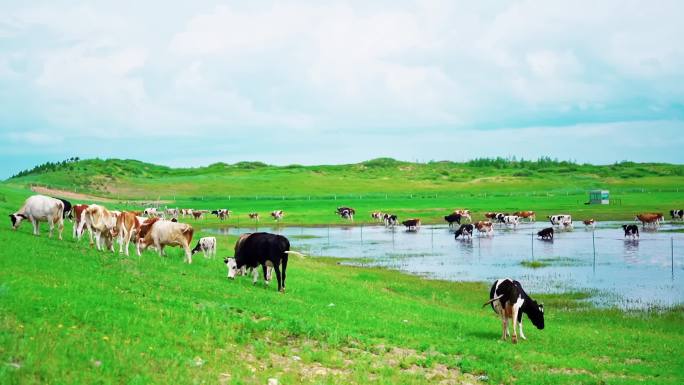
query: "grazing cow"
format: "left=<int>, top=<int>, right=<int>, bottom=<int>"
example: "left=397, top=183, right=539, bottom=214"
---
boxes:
left=180, top=209, right=194, bottom=218
left=537, top=227, right=554, bottom=240
left=502, top=215, right=520, bottom=227
left=582, top=219, right=596, bottom=229
left=9, top=195, right=65, bottom=239
left=474, top=221, right=494, bottom=236
left=548, top=214, right=573, bottom=228
left=383, top=214, right=398, bottom=227
left=335, top=207, right=356, bottom=221
left=670, top=209, right=683, bottom=221
left=248, top=212, right=260, bottom=221
left=191, top=236, right=217, bottom=258
left=622, top=224, right=639, bottom=240
left=635, top=213, right=663, bottom=228
left=483, top=279, right=544, bottom=344
left=72, top=204, right=90, bottom=239
left=402, top=219, right=421, bottom=231
left=192, top=211, right=204, bottom=220
left=271, top=210, right=284, bottom=221
left=484, top=212, right=498, bottom=220
left=227, top=233, right=272, bottom=283
left=371, top=212, right=384, bottom=221
left=453, top=209, right=471, bottom=222
left=53, top=198, right=72, bottom=219
left=454, top=224, right=474, bottom=240
left=78, top=204, right=117, bottom=251
left=514, top=211, right=536, bottom=222
left=165, top=208, right=179, bottom=218
left=444, top=213, right=462, bottom=228
left=226, top=232, right=293, bottom=292
left=111, top=211, right=141, bottom=256
left=137, top=220, right=195, bottom=263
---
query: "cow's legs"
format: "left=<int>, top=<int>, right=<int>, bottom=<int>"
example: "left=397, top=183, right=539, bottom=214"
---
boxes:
left=56, top=218, right=63, bottom=240
left=184, top=242, right=192, bottom=264
left=273, top=263, right=283, bottom=292
left=501, top=315, right=507, bottom=340
left=252, top=268, right=258, bottom=284
left=262, top=264, right=270, bottom=284
left=519, top=318, right=526, bottom=340
left=31, top=218, right=39, bottom=236
left=511, top=306, right=520, bottom=344
left=281, top=257, right=287, bottom=290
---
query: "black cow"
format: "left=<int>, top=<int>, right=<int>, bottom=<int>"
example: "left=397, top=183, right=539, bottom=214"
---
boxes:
left=227, top=232, right=290, bottom=292
left=454, top=224, right=474, bottom=239
left=537, top=227, right=554, bottom=240
left=622, top=224, right=639, bottom=240
left=54, top=197, right=72, bottom=219
left=402, top=219, right=421, bottom=231
left=671, top=209, right=683, bottom=220
left=483, top=279, right=544, bottom=344
left=444, top=213, right=462, bottom=228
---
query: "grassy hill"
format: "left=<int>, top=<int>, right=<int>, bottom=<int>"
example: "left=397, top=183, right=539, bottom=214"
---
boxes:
left=3, top=158, right=683, bottom=225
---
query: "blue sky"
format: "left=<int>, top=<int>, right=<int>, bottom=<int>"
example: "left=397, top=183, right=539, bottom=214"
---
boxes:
left=1, top=1, right=683, bottom=179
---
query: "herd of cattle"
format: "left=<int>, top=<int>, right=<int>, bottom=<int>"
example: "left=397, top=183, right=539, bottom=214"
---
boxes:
left=8, top=195, right=298, bottom=291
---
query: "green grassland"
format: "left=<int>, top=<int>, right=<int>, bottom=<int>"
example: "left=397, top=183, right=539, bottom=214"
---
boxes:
left=3, top=158, right=684, bottom=226
left=1, top=159, right=684, bottom=384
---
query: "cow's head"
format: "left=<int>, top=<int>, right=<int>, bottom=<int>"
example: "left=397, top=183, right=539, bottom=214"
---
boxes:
left=9, top=213, right=27, bottom=229
left=224, top=258, right=238, bottom=279
left=528, top=302, right=545, bottom=329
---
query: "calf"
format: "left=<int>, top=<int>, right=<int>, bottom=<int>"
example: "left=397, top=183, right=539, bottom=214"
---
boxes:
left=111, top=211, right=141, bottom=256
left=548, top=214, right=573, bottom=228
left=402, top=219, right=421, bottom=231
left=483, top=279, right=544, bottom=343
left=444, top=213, right=462, bottom=228
left=622, top=224, right=639, bottom=240
left=191, top=236, right=217, bottom=258
left=475, top=221, right=494, bottom=236
left=248, top=212, right=260, bottom=221
left=10, top=195, right=65, bottom=239
left=271, top=210, right=284, bottom=221
left=226, top=233, right=272, bottom=284
left=537, top=227, right=554, bottom=240
left=670, top=209, right=683, bottom=221
left=453, top=209, right=471, bottom=222
left=582, top=219, right=596, bottom=229
left=371, top=212, right=384, bottom=221
left=454, top=224, right=474, bottom=240
left=72, top=204, right=90, bottom=239
left=137, top=220, right=195, bottom=263
left=226, top=232, right=292, bottom=292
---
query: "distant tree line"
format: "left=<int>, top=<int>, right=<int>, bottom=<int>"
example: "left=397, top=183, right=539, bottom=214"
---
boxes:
left=11, top=157, right=80, bottom=178
left=464, top=156, right=577, bottom=169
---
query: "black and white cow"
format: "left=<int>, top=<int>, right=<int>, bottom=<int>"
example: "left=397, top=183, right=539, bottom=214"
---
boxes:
left=54, top=197, right=72, bottom=219
left=495, top=213, right=509, bottom=224
left=548, top=214, right=573, bottom=228
left=211, top=209, right=230, bottom=220
left=444, top=213, right=462, bottom=228
left=622, top=224, right=639, bottom=240
left=225, top=232, right=293, bottom=292
left=454, top=224, right=474, bottom=240
left=191, top=236, right=217, bottom=257
left=670, top=209, right=683, bottom=221
left=502, top=215, right=520, bottom=227
left=335, top=207, right=355, bottom=221
left=537, top=227, right=554, bottom=240
left=271, top=210, right=284, bottom=221
left=383, top=214, right=398, bottom=227
left=483, top=279, right=544, bottom=344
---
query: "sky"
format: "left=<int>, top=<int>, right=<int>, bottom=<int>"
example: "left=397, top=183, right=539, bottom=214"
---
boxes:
left=1, top=0, right=683, bottom=179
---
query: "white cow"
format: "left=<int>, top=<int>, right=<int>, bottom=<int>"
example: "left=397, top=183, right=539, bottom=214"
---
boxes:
left=10, top=195, right=65, bottom=239
left=191, top=236, right=217, bottom=258
left=548, top=214, right=573, bottom=228
left=502, top=215, right=520, bottom=227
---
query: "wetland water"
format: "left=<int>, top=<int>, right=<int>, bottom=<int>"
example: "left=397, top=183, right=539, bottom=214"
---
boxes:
left=205, top=221, right=684, bottom=308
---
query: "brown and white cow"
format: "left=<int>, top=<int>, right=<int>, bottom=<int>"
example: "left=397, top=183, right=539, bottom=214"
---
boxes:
left=371, top=212, right=384, bottom=222
left=453, top=209, right=471, bottom=222
left=137, top=219, right=195, bottom=263
left=514, top=211, right=536, bottom=222
left=271, top=210, right=284, bottom=221
left=475, top=221, right=494, bottom=236
left=248, top=212, right=260, bottom=221
left=72, top=204, right=90, bottom=239
left=582, top=219, right=596, bottom=229
left=635, top=213, right=664, bottom=228
left=111, top=211, right=141, bottom=256
left=78, top=204, right=117, bottom=251
left=484, top=212, right=498, bottom=220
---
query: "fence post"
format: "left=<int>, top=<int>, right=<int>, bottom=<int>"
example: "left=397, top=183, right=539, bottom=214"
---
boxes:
left=531, top=233, right=534, bottom=261
left=592, top=230, right=596, bottom=273
left=673, top=237, right=675, bottom=280
left=360, top=224, right=363, bottom=243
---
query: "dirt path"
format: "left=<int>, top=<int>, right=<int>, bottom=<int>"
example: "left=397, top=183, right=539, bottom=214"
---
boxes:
left=30, top=186, right=118, bottom=203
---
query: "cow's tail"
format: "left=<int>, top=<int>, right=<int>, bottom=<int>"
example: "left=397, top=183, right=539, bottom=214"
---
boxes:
left=482, top=295, right=503, bottom=308
left=182, top=226, right=194, bottom=245
left=284, top=250, right=306, bottom=258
